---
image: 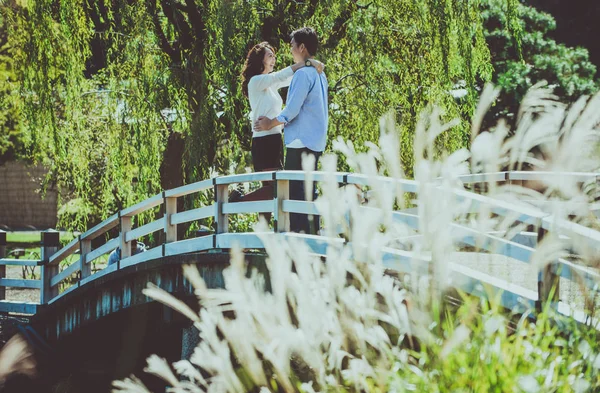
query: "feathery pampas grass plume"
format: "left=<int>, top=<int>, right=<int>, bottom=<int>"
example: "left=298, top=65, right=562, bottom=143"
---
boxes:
left=0, top=334, right=36, bottom=385
left=113, top=83, right=600, bottom=393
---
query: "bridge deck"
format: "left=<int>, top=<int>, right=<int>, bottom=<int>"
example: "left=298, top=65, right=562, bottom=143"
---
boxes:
left=2, top=250, right=593, bottom=317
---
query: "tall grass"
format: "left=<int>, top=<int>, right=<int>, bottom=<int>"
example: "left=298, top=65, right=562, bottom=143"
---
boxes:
left=113, top=83, right=600, bottom=393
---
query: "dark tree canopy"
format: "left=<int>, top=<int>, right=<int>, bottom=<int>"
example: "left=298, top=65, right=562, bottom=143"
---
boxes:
left=527, top=0, right=600, bottom=78
left=482, top=0, right=598, bottom=123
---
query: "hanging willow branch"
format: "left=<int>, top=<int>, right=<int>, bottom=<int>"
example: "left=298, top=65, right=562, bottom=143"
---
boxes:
left=8, top=0, right=523, bottom=232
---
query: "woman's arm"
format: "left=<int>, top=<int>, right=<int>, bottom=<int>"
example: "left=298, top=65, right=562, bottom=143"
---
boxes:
left=290, top=58, right=325, bottom=74
left=275, top=59, right=325, bottom=89
left=249, top=67, right=295, bottom=91
left=249, top=59, right=326, bottom=91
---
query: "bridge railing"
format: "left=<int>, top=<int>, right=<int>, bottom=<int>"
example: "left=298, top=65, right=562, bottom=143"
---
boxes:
left=454, top=171, right=600, bottom=216
left=0, top=230, right=59, bottom=314
left=455, top=170, right=599, bottom=184
left=1, top=171, right=599, bottom=324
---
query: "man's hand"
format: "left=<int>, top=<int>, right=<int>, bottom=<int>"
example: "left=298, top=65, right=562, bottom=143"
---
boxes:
left=254, top=116, right=274, bottom=131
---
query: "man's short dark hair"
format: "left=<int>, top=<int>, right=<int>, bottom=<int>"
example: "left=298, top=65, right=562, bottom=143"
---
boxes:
left=290, top=27, right=318, bottom=56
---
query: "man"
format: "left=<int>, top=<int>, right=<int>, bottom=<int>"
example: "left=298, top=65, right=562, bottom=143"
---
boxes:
left=255, top=27, right=328, bottom=234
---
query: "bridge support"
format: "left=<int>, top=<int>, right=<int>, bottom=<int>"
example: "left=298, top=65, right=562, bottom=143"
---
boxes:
left=80, top=236, right=92, bottom=279
left=181, top=324, right=200, bottom=360
left=164, top=194, right=178, bottom=243
left=0, top=230, right=6, bottom=303
left=536, top=226, right=560, bottom=311
left=41, top=229, right=60, bottom=303
left=275, top=179, right=290, bottom=232
left=215, top=183, right=229, bottom=233
left=120, top=213, right=132, bottom=259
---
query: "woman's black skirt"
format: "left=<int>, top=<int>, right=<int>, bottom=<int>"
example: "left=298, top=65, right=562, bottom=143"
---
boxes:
left=251, top=133, right=284, bottom=171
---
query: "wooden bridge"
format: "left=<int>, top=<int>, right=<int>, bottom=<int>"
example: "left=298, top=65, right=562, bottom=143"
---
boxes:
left=1, top=170, right=599, bottom=344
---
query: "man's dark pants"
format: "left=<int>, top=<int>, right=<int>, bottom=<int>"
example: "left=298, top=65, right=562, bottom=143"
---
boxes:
left=284, top=147, right=322, bottom=234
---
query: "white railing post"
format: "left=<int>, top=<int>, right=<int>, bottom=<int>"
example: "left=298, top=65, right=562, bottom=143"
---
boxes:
left=537, top=225, right=560, bottom=311
left=79, top=235, right=92, bottom=279
left=41, top=229, right=60, bottom=304
left=275, top=176, right=290, bottom=233
left=120, top=212, right=132, bottom=261
left=215, top=181, right=229, bottom=234
left=0, top=230, right=6, bottom=302
left=164, top=192, right=178, bottom=243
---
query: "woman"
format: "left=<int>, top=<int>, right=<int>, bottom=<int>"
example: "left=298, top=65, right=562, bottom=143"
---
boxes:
left=232, top=42, right=323, bottom=215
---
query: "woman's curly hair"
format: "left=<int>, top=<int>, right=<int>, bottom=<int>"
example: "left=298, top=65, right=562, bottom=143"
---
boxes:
left=241, top=42, right=275, bottom=97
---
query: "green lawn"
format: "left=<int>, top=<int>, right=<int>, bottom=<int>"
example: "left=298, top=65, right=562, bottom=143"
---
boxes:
left=4, top=231, right=110, bottom=271
left=6, top=231, right=77, bottom=244
left=3, top=232, right=87, bottom=270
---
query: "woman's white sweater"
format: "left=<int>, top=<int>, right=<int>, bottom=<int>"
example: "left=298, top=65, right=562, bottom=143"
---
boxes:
left=247, top=66, right=293, bottom=138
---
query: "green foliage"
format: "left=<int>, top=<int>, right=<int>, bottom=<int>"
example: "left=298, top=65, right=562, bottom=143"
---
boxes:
left=406, top=300, right=600, bottom=392
left=9, top=0, right=521, bottom=231
left=0, top=1, right=26, bottom=164
left=482, top=0, right=598, bottom=122
left=5, top=230, right=75, bottom=244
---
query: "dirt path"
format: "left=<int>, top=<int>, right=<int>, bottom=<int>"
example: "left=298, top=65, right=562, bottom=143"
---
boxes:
left=5, top=265, right=39, bottom=304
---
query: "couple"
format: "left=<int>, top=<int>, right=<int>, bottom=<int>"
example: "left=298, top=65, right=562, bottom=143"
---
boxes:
left=237, top=27, right=328, bottom=234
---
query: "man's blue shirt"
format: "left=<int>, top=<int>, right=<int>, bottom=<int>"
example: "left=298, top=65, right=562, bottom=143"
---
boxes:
left=276, top=67, right=328, bottom=152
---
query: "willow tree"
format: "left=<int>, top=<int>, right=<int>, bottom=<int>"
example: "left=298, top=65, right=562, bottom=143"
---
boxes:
left=8, top=0, right=519, bottom=231
left=0, top=1, right=25, bottom=165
